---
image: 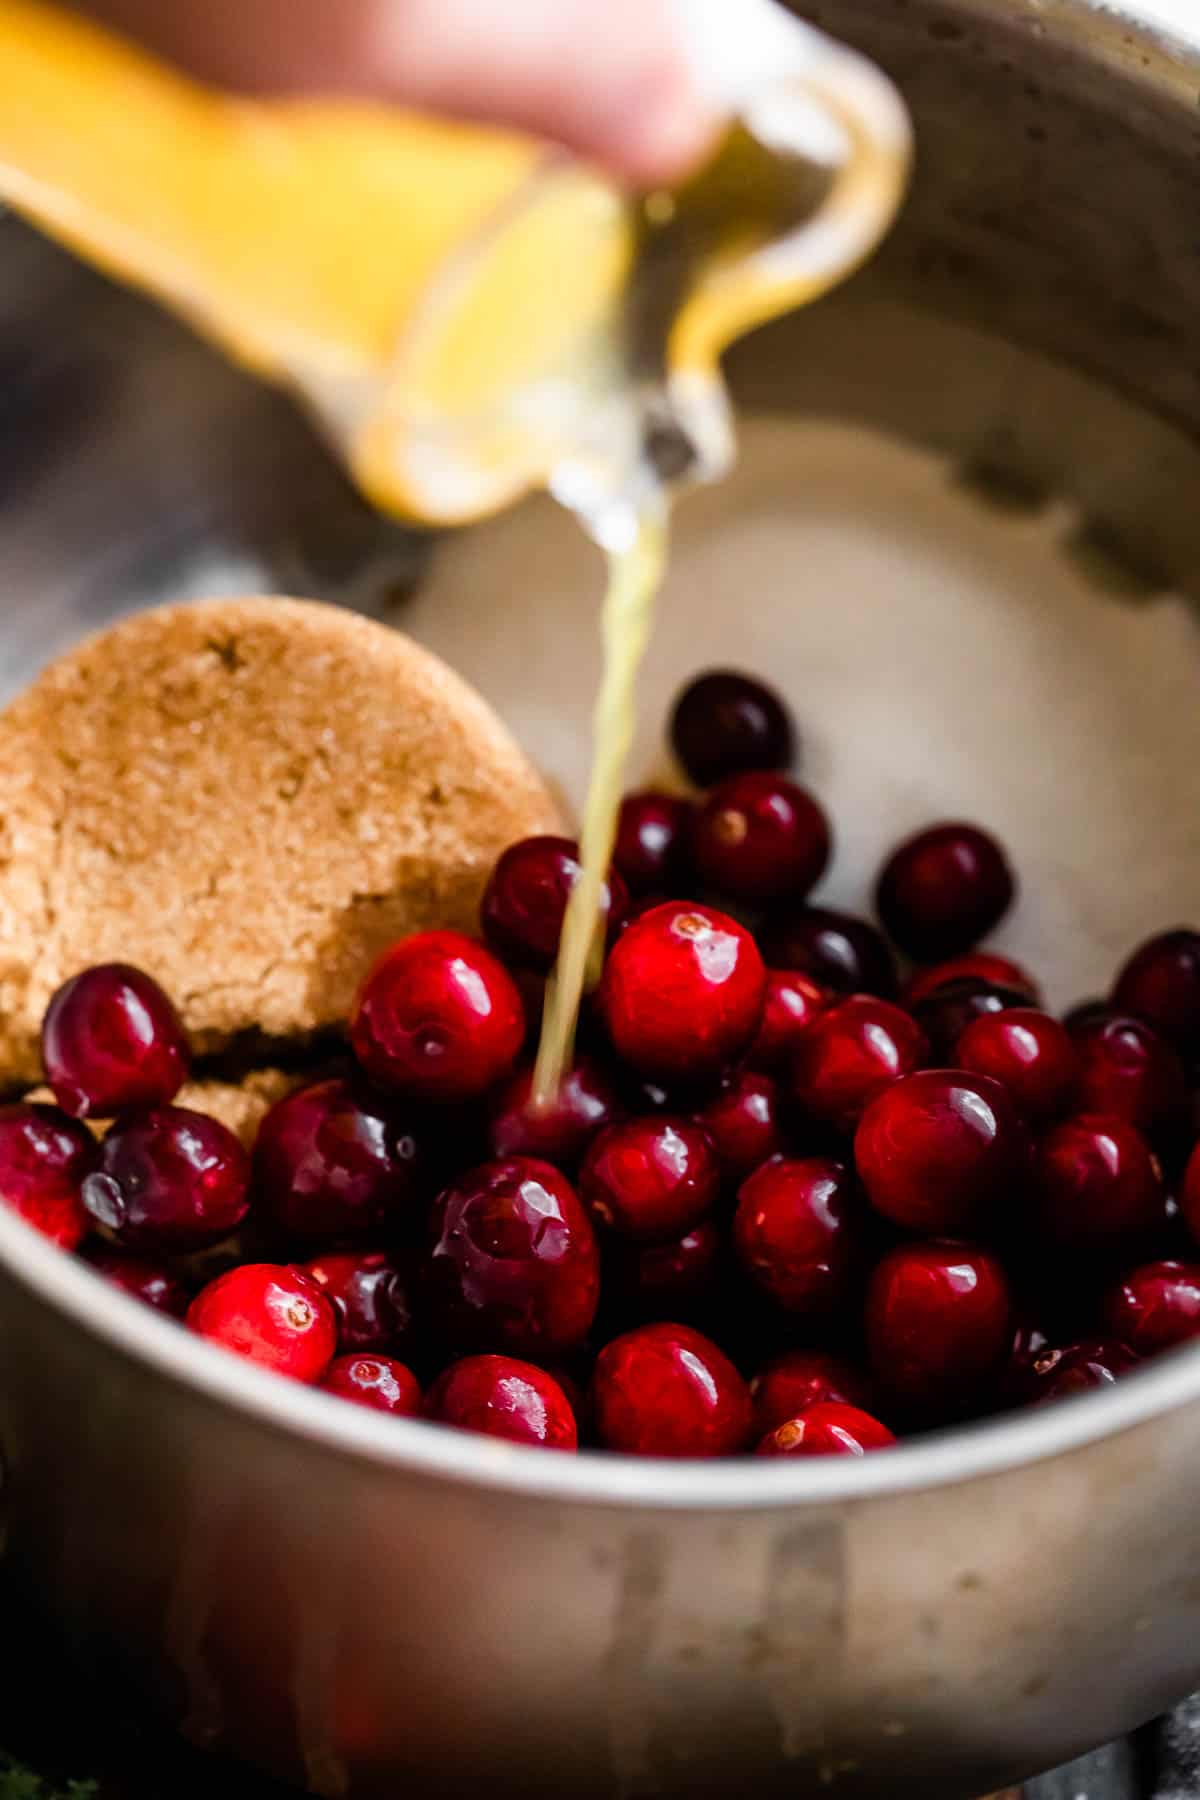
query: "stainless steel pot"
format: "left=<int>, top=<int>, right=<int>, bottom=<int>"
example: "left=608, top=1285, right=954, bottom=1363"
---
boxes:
left=2, top=3, right=1200, bottom=1795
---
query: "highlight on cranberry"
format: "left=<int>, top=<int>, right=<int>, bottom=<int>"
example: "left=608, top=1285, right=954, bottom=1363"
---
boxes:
left=9, top=668, right=1200, bottom=1461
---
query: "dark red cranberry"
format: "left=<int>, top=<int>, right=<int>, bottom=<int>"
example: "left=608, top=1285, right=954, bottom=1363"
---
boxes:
left=613, top=792, right=694, bottom=895
left=427, top=1353, right=578, bottom=1449
left=82, top=1106, right=250, bottom=1253
left=0, top=1102, right=96, bottom=1248
left=82, top=1243, right=190, bottom=1316
left=790, top=995, right=927, bottom=1133
left=486, top=1055, right=621, bottom=1168
left=301, top=1250, right=415, bottom=1351
left=351, top=930, right=525, bottom=1102
left=187, top=1263, right=337, bottom=1382
left=957, top=1008, right=1079, bottom=1124
left=759, top=907, right=898, bottom=999
left=598, top=901, right=766, bottom=1082
left=904, top=953, right=1040, bottom=1008
left=733, top=1156, right=862, bottom=1317
left=426, top=1157, right=599, bottom=1355
left=670, top=669, right=795, bottom=785
left=607, top=1219, right=721, bottom=1319
left=997, top=1316, right=1053, bottom=1408
left=865, top=1241, right=1012, bottom=1423
left=696, top=1071, right=784, bottom=1183
left=854, top=1069, right=1026, bottom=1235
left=755, top=1402, right=896, bottom=1457
left=911, top=978, right=1028, bottom=1061
left=1026, top=1337, right=1139, bottom=1405
left=1070, top=1014, right=1186, bottom=1141
left=592, top=1322, right=752, bottom=1457
left=747, top=970, right=831, bottom=1071
left=751, top=1349, right=875, bottom=1437
left=1182, top=1141, right=1200, bottom=1247
left=254, top=1077, right=430, bottom=1243
left=480, top=836, right=627, bottom=972
left=321, top=1353, right=422, bottom=1415
left=1034, top=1114, right=1163, bottom=1250
left=580, top=1117, right=718, bottom=1243
left=1113, top=929, right=1200, bottom=1057
left=691, top=773, right=830, bottom=903
left=41, top=963, right=189, bottom=1119
left=876, top=822, right=1016, bottom=962
left=1063, top=999, right=1118, bottom=1036
left=1104, top=1260, right=1200, bottom=1356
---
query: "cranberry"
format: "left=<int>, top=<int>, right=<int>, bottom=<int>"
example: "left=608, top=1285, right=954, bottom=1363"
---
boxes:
left=82, top=1243, right=190, bottom=1316
left=580, top=1117, right=718, bottom=1243
left=427, top=1353, right=578, bottom=1449
left=904, top=953, right=1040, bottom=1008
left=751, top=1349, right=875, bottom=1437
left=747, top=970, right=831, bottom=1071
left=756, top=1402, right=896, bottom=1457
left=0, top=1102, right=96, bottom=1248
left=41, top=963, right=189, bottom=1119
left=300, top=1249, right=415, bottom=1351
left=691, top=774, right=830, bottom=903
left=1034, top=1114, right=1163, bottom=1250
left=351, top=930, right=525, bottom=1102
left=696, top=1071, right=784, bottom=1183
left=790, top=995, right=927, bottom=1133
left=1026, top=1337, right=1139, bottom=1405
left=1063, top=999, right=1118, bottom=1036
left=598, top=901, right=765, bottom=1082
left=957, top=1009, right=1079, bottom=1124
left=670, top=669, right=795, bottom=785
left=81, top=1106, right=250, bottom=1253
left=875, top=822, right=1016, bottom=962
left=733, top=1156, right=861, bottom=1317
left=865, top=1241, right=1012, bottom=1424
left=426, top=1157, right=599, bottom=1355
left=1104, top=1260, right=1200, bottom=1356
left=321, top=1353, right=422, bottom=1415
left=1113, top=929, right=1200, bottom=1056
left=759, top=907, right=898, bottom=999
left=486, top=1055, right=621, bottom=1168
left=613, top=792, right=694, bottom=895
left=1182, top=1141, right=1200, bottom=1246
left=997, top=1316, right=1053, bottom=1408
left=254, top=1077, right=430, bottom=1243
left=592, top=1322, right=752, bottom=1457
left=911, top=978, right=1028, bottom=1061
left=854, top=1070, right=1026, bottom=1235
left=1070, top=1014, right=1186, bottom=1141
left=480, top=836, right=627, bottom=972
left=187, top=1263, right=337, bottom=1382
left=607, top=1220, right=721, bottom=1319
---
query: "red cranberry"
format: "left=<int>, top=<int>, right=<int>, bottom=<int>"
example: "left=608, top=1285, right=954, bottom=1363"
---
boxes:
left=865, top=1241, right=1013, bottom=1423
left=0, top=1102, right=96, bottom=1248
left=911, top=978, right=1028, bottom=1061
left=81, top=1243, right=190, bottom=1316
left=427, top=1353, right=578, bottom=1449
left=300, top=1249, right=415, bottom=1351
left=426, top=1157, right=599, bottom=1355
left=696, top=1071, right=784, bottom=1183
left=691, top=774, right=830, bottom=903
left=1026, top=1337, right=1139, bottom=1405
left=321, top=1353, right=422, bottom=1415
left=854, top=1069, right=1026, bottom=1234
left=1070, top=1014, right=1186, bottom=1141
left=486, top=1055, right=621, bottom=1168
left=41, top=963, right=189, bottom=1119
left=790, top=995, right=927, bottom=1133
left=759, top=907, right=898, bottom=999
left=670, top=669, right=795, bottom=785
left=1182, top=1141, right=1200, bottom=1246
left=1113, top=929, right=1200, bottom=1056
left=876, top=822, right=1016, bottom=962
left=480, top=836, right=627, bottom=973
left=756, top=1402, right=896, bottom=1457
left=1104, top=1260, right=1200, bottom=1356
left=607, top=1219, right=721, bottom=1318
left=614, top=792, right=694, bottom=894
left=254, top=1077, right=430, bottom=1243
left=1034, top=1114, right=1163, bottom=1250
left=904, top=953, right=1041, bottom=1008
left=747, top=970, right=831, bottom=1071
left=751, top=1349, right=875, bottom=1437
left=82, top=1106, right=250, bottom=1253
left=733, top=1156, right=862, bottom=1317
left=957, top=1009, right=1079, bottom=1124
left=351, top=930, right=525, bottom=1102
left=187, top=1263, right=337, bottom=1382
left=580, top=1117, right=718, bottom=1243
left=592, top=1322, right=752, bottom=1457
left=598, top=901, right=765, bottom=1082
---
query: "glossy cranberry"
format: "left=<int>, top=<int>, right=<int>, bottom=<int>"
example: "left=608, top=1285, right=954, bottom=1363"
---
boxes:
left=598, top=901, right=766, bottom=1082
left=670, top=669, right=795, bottom=785
left=1070, top=1014, right=1186, bottom=1141
left=1182, top=1141, right=1200, bottom=1247
left=747, top=970, right=831, bottom=1071
left=733, top=1156, right=862, bottom=1317
left=0, top=1102, right=95, bottom=1248
left=427, top=1353, right=578, bottom=1449
left=300, top=1250, right=415, bottom=1351
left=1103, top=1260, right=1200, bottom=1356
left=911, top=978, right=1029, bottom=1062
left=426, top=1157, right=599, bottom=1355
left=756, top=1402, right=896, bottom=1457
left=1034, top=1114, right=1163, bottom=1250
left=486, top=1055, right=621, bottom=1168
left=41, top=963, right=189, bottom=1119
left=187, top=1263, right=337, bottom=1382
left=855, top=1069, right=1026, bottom=1235
left=1113, top=929, right=1200, bottom=1056
left=321, top=1353, right=423, bottom=1415
left=607, top=1219, right=721, bottom=1318
left=81, top=1106, right=250, bottom=1253
left=865, top=1241, right=1012, bottom=1423
left=613, top=792, right=694, bottom=895
left=81, top=1243, right=190, bottom=1316
left=759, top=907, right=898, bottom=999
left=691, top=774, right=830, bottom=904
left=904, top=953, right=1040, bottom=1008
left=696, top=1071, right=784, bottom=1183
left=254, top=1077, right=430, bottom=1243
left=790, top=995, right=927, bottom=1133
left=351, top=930, right=525, bottom=1102
left=876, top=822, right=1015, bottom=962
left=480, top=836, right=627, bottom=973
left=957, top=1008, right=1079, bottom=1124
left=580, top=1117, right=718, bottom=1243
left=750, top=1349, right=875, bottom=1437
left=1026, top=1337, right=1139, bottom=1405
left=592, top=1322, right=752, bottom=1457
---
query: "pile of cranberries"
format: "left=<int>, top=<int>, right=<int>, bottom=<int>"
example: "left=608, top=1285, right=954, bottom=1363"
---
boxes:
left=6, top=668, right=1200, bottom=1462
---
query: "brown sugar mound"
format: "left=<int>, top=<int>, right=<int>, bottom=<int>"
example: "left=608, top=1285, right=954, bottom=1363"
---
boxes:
left=0, top=596, right=561, bottom=1089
